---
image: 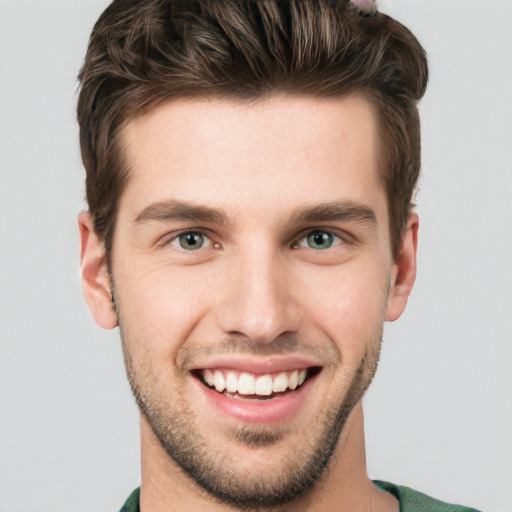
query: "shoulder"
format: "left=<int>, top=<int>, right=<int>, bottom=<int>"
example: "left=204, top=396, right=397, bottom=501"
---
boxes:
left=373, top=480, right=481, bottom=512
left=119, top=487, right=140, bottom=512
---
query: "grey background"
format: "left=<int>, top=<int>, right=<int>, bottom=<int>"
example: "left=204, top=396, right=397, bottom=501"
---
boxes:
left=1, top=1, right=511, bottom=511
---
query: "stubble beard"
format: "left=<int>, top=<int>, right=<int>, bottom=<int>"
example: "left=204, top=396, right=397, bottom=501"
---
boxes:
left=120, top=330, right=382, bottom=510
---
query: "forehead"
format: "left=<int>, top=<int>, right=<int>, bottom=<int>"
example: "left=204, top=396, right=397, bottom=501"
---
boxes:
left=118, top=95, right=385, bottom=224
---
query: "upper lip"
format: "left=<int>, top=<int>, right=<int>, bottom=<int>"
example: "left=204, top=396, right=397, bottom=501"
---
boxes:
left=188, top=355, right=322, bottom=374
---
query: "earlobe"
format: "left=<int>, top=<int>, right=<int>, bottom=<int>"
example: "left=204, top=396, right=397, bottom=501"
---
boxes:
left=78, top=211, right=118, bottom=329
left=385, top=213, right=419, bottom=322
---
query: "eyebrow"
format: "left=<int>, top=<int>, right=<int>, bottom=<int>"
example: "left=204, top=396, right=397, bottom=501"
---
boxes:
left=134, top=199, right=377, bottom=229
left=134, top=200, right=229, bottom=226
left=289, top=201, right=377, bottom=227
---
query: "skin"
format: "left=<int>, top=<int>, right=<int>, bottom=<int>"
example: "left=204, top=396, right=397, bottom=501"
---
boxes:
left=79, top=95, right=418, bottom=511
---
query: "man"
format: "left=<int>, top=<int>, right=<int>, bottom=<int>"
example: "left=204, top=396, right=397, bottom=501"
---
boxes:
left=77, top=1, right=479, bottom=510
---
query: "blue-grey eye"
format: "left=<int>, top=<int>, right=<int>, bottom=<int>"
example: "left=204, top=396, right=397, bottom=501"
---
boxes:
left=178, top=232, right=205, bottom=250
left=306, top=231, right=334, bottom=250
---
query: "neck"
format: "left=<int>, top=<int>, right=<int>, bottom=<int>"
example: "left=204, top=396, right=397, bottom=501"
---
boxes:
left=139, top=402, right=398, bottom=512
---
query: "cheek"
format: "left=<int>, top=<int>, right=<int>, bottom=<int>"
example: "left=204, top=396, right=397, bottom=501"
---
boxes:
left=115, top=263, right=217, bottom=352
left=297, top=264, right=388, bottom=356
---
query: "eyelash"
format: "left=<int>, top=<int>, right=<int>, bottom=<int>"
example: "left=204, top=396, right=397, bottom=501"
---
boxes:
left=160, top=228, right=345, bottom=252
left=293, top=229, right=344, bottom=250
left=161, top=230, right=217, bottom=251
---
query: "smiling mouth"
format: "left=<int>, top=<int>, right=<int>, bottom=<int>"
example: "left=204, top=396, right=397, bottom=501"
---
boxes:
left=194, top=367, right=321, bottom=400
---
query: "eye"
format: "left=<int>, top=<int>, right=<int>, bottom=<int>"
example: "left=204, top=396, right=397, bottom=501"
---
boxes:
left=296, top=230, right=342, bottom=250
left=171, top=231, right=212, bottom=251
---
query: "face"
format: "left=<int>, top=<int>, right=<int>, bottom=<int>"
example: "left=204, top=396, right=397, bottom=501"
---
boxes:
left=80, top=95, right=417, bottom=508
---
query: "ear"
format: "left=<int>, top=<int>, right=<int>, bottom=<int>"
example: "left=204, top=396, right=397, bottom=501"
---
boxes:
left=78, top=211, right=118, bottom=329
left=385, top=213, right=419, bottom=322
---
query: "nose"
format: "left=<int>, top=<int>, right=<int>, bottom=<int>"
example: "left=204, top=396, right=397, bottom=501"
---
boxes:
left=216, top=244, right=301, bottom=345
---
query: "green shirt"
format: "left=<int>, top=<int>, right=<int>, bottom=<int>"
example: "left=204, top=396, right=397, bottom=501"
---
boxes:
left=120, top=481, right=481, bottom=511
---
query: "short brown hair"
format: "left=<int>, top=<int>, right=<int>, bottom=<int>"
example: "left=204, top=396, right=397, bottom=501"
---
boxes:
left=77, top=0, right=428, bottom=262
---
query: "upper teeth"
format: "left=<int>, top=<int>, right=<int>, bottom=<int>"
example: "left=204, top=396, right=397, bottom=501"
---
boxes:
left=201, top=369, right=308, bottom=396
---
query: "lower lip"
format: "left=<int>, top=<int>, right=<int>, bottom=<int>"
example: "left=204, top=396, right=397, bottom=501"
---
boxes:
left=194, top=375, right=317, bottom=424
